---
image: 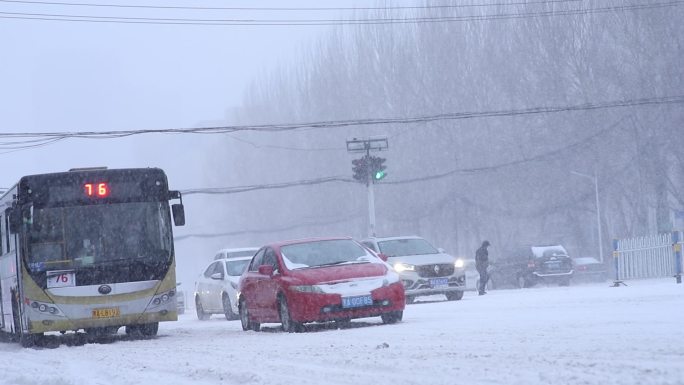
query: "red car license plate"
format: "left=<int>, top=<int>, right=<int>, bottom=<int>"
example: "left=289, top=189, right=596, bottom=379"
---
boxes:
left=341, top=295, right=373, bottom=308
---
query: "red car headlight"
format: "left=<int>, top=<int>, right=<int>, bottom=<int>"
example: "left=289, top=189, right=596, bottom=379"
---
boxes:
left=290, top=285, right=325, bottom=294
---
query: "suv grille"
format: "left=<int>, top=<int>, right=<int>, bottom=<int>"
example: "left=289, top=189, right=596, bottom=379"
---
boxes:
left=416, top=264, right=454, bottom=278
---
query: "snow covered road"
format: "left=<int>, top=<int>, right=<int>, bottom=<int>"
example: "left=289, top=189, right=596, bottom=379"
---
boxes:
left=1, top=279, right=682, bottom=385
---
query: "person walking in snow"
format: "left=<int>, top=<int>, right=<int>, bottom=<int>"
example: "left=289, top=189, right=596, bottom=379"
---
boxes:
left=475, top=240, right=491, bottom=296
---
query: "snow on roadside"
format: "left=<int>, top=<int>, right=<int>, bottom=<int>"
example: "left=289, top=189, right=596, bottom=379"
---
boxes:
left=0, top=279, right=682, bottom=385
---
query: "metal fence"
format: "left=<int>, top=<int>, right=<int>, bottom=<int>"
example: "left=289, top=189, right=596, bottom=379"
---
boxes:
left=613, top=231, right=683, bottom=283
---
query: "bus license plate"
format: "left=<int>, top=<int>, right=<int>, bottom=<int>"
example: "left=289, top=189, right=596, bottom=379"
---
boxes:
left=430, top=278, right=449, bottom=288
left=341, top=295, right=373, bottom=309
left=92, top=307, right=120, bottom=319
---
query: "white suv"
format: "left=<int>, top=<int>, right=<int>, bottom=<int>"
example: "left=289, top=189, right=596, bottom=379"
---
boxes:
left=361, top=236, right=466, bottom=303
left=194, top=257, right=252, bottom=320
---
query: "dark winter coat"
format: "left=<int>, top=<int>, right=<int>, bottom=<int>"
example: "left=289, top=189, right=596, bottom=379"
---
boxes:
left=475, top=245, right=489, bottom=272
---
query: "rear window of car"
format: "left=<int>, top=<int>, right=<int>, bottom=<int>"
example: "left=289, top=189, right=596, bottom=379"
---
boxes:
left=377, top=238, right=438, bottom=257
left=542, top=249, right=568, bottom=257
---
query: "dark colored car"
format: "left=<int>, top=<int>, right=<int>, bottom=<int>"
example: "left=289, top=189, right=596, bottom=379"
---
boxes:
left=572, top=257, right=608, bottom=283
left=237, top=237, right=405, bottom=332
left=488, top=245, right=574, bottom=288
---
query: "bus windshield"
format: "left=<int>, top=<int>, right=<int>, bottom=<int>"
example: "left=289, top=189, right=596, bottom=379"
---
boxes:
left=25, top=202, right=172, bottom=272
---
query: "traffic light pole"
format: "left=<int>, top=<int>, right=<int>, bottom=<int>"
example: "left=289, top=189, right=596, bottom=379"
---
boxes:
left=367, top=172, right=376, bottom=237
left=346, top=136, right=388, bottom=238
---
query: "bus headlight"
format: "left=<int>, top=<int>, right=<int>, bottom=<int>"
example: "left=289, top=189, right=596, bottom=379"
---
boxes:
left=28, top=300, right=65, bottom=317
left=149, top=289, right=176, bottom=309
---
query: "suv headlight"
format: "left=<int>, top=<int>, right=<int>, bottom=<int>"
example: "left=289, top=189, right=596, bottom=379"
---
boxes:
left=393, top=263, right=415, bottom=273
left=454, top=259, right=465, bottom=268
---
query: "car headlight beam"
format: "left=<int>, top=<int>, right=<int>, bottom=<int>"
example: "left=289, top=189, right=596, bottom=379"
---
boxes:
left=393, top=263, right=415, bottom=273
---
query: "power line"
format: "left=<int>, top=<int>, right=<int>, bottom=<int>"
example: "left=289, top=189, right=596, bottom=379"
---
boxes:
left=173, top=213, right=362, bottom=241
left=3, top=95, right=683, bottom=140
left=174, top=151, right=639, bottom=241
left=381, top=115, right=630, bottom=184
left=224, top=133, right=343, bottom=152
left=222, top=126, right=415, bottom=153
left=1, top=1, right=681, bottom=25
left=181, top=176, right=353, bottom=196
left=0, top=0, right=586, bottom=11
left=180, top=116, right=630, bottom=196
left=0, top=137, right=66, bottom=154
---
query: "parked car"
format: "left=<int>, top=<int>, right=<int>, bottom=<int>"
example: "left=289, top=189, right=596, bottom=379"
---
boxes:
left=360, top=236, right=466, bottom=303
left=194, top=256, right=252, bottom=320
left=489, top=245, right=574, bottom=288
left=572, top=257, right=608, bottom=283
left=237, top=237, right=405, bottom=332
left=213, top=247, right=259, bottom=260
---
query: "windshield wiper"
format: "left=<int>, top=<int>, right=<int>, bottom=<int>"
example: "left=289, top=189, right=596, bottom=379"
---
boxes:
left=312, top=260, right=366, bottom=268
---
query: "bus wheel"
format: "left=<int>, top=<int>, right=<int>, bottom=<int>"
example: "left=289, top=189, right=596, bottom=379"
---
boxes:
left=140, top=322, right=158, bottom=336
left=125, top=323, right=158, bottom=338
left=85, top=326, right=119, bottom=342
left=20, top=332, right=43, bottom=348
left=85, top=326, right=119, bottom=336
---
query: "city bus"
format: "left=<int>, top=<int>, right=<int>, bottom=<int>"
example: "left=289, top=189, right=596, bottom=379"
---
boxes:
left=0, top=167, right=185, bottom=346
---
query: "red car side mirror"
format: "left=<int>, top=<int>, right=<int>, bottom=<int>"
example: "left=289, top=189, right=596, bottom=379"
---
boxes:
left=258, top=265, right=274, bottom=276
left=378, top=253, right=389, bottom=262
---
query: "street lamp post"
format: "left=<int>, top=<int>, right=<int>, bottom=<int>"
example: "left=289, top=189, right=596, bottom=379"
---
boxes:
left=571, top=170, right=603, bottom=263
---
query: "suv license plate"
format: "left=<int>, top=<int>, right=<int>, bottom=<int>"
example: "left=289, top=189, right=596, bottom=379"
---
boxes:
left=430, top=278, right=449, bottom=288
left=546, top=262, right=561, bottom=270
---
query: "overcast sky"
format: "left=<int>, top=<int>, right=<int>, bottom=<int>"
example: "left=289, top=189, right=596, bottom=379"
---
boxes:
left=0, top=0, right=347, bottom=189
left=0, top=0, right=366, bottom=290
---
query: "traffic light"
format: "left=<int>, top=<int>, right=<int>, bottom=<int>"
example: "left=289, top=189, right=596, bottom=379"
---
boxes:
left=352, top=156, right=369, bottom=183
left=369, top=156, right=387, bottom=181
left=352, top=155, right=387, bottom=183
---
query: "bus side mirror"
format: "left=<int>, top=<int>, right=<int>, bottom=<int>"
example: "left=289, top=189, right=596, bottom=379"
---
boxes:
left=172, top=204, right=185, bottom=226
left=169, top=190, right=181, bottom=200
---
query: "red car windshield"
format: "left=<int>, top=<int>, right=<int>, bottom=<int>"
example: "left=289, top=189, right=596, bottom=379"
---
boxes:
left=280, top=239, right=377, bottom=270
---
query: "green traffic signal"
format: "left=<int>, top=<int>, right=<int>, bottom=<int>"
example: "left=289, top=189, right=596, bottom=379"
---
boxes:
left=374, top=170, right=387, bottom=180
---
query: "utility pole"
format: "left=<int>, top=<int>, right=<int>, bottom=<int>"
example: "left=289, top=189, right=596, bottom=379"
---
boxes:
left=571, top=170, right=604, bottom=263
left=347, top=136, right=388, bottom=237
left=367, top=172, right=376, bottom=237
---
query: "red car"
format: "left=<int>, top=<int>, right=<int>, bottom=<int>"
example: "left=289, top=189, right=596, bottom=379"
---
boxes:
left=237, top=238, right=405, bottom=332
